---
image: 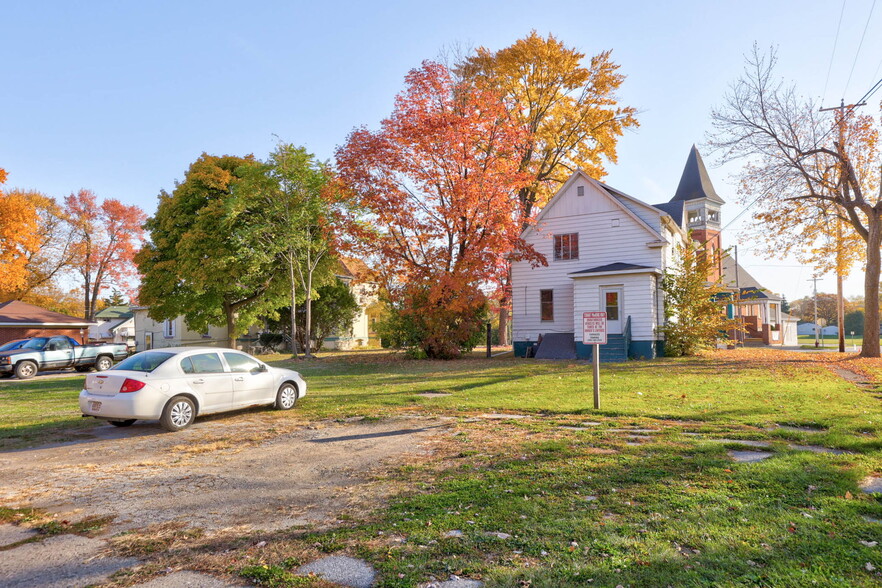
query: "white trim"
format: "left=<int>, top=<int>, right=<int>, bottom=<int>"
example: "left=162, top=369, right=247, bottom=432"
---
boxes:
left=523, top=171, right=664, bottom=243
left=569, top=267, right=661, bottom=279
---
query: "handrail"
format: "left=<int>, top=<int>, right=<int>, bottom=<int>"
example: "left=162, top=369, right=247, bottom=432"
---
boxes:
left=623, top=315, right=632, bottom=359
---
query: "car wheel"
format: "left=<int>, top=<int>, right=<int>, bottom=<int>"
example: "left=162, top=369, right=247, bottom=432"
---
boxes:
left=109, top=419, right=136, bottom=427
left=275, top=383, right=298, bottom=410
left=160, top=396, right=196, bottom=432
left=14, top=361, right=38, bottom=380
left=95, top=356, right=113, bottom=372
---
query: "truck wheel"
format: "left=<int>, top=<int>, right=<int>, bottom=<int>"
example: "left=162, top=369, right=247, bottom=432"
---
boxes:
left=95, top=356, right=113, bottom=372
left=160, top=396, right=196, bottom=432
left=14, top=361, right=38, bottom=380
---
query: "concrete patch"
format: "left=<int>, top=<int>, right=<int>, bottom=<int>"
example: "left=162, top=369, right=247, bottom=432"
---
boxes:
left=134, top=571, right=244, bottom=587
left=419, top=392, right=452, bottom=398
left=0, top=534, right=138, bottom=588
left=728, top=450, right=773, bottom=463
left=860, top=477, right=882, bottom=494
left=0, top=524, right=38, bottom=547
left=297, top=555, right=376, bottom=588
left=480, top=414, right=528, bottom=420
left=715, top=439, right=771, bottom=448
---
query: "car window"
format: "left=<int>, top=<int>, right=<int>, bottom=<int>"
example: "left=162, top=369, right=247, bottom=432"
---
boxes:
left=23, top=338, right=48, bottom=350
left=223, top=352, right=262, bottom=373
left=185, top=352, right=225, bottom=374
left=0, top=340, right=26, bottom=351
left=52, top=338, right=72, bottom=351
left=113, top=351, right=174, bottom=372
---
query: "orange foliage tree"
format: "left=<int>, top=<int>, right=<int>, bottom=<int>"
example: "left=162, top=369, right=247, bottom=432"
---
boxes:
left=64, top=190, right=146, bottom=321
left=336, top=61, right=542, bottom=358
left=0, top=169, right=43, bottom=292
left=457, top=32, right=639, bottom=345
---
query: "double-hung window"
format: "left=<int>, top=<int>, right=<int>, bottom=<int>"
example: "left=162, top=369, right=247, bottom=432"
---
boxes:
left=553, top=233, right=579, bottom=261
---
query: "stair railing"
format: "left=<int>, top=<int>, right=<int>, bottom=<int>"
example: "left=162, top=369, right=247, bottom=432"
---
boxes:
left=623, top=315, right=632, bottom=360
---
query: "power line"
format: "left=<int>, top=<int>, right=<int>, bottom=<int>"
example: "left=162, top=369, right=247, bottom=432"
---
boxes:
left=844, top=0, right=877, bottom=97
left=823, top=0, right=847, bottom=105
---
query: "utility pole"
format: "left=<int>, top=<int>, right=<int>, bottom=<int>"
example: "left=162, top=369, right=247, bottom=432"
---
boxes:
left=819, top=99, right=866, bottom=353
left=809, top=276, right=821, bottom=348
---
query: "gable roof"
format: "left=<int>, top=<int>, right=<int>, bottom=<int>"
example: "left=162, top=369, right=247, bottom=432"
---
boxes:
left=0, top=300, right=94, bottom=326
left=670, top=145, right=725, bottom=205
left=721, top=255, right=781, bottom=301
left=526, top=170, right=663, bottom=242
left=95, top=306, right=133, bottom=320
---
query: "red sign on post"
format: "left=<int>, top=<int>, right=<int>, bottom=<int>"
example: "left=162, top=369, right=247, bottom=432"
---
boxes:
left=582, top=312, right=607, bottom=345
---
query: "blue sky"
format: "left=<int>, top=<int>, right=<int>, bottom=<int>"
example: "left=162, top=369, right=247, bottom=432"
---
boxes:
left=3, top=1, right=880, bottom=303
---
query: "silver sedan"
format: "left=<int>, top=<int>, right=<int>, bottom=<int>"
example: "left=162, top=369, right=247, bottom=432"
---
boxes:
left=79, top=347, right=306, bottom=431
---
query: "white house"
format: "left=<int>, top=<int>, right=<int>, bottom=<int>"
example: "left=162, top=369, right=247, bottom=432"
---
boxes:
left=89, top=306, right=135, bottom=348
left=511, top=146, right=791, bottom=360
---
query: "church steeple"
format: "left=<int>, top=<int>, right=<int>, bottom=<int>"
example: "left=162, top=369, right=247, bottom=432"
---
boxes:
left=671, top=145, right=725, bottom=205
left=671, top=146, right=724, bottom=279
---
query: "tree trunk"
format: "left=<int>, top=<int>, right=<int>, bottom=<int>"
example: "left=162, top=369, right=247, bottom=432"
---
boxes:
left=304, top=269, right=313, bottom=358
left=224, top=301, right=237, bottom=349
left=861, top=217, right=882, bottom=358
left=83, top=274, right=92, bottom=321
left=288, top=254, right=298, bottom=357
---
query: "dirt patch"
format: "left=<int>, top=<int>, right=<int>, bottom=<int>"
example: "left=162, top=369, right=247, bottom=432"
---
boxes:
left=0, top=415, right=451, bottom=534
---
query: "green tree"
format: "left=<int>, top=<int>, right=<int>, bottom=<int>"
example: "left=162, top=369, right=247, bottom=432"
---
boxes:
left=297, top=279, right=360, bottom=352
left=659, top=240, right=738, bottom=356
left=136, top=154, right=285, bottom=347
left=844, top=310, right=864, bottom=335
left=241, top=143, right=340, bottom=357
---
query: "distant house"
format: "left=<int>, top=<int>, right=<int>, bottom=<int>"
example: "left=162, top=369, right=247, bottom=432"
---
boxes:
left=510, top=146, right=796, bottom=360
left=89, top=306, right=135, bottom=347
left=720, top=258, right=799, bottom=346
left=132, top=308, right=230, bottom=351
left=0, top=300, right=94, bottom=346
left=321, top=258, right=380, bottom=350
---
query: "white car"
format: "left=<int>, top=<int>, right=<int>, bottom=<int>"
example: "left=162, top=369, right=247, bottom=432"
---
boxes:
left=79, top=347, right=306, bottom=431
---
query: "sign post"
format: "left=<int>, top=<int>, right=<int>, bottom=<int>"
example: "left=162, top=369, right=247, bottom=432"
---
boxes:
left=582, top=312, right=607, bottom=409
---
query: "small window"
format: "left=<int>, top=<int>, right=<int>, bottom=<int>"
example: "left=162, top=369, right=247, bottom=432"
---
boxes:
left=553, top=233, right=579, bottom=261
left=577, top=186, right=585, bottom=196
left=223, top=352, right=261, bottom=373
left=687, top=209, right=703, bottom=226
left=540, top=290, right=554, bottom=321
left=185, top=352, right=225, bottom=374
left=707, top=208, right=720, bottom=224
left=163, top=319, right=176, bottom=339
left=605, top=291, right=620, bottom=321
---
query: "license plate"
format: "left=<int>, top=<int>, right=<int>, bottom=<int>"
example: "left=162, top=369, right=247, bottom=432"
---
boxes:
left=90, top=401, right=102, bottom=412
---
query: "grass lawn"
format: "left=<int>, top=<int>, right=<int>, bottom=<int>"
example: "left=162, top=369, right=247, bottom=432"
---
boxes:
left=798, top=334, right=875, bottom=350
left=2, top=349, right=882, bottom=586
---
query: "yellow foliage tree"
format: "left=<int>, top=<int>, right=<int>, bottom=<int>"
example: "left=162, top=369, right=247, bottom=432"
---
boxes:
left=457, top=32, right=639, bottom=344
left=0, top=169, right=43, bottom=292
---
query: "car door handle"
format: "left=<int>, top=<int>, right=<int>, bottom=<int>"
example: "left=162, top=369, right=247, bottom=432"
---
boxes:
left=234, top=377, right=244, bottom=382
left=192, top=378, right=205, bottom=384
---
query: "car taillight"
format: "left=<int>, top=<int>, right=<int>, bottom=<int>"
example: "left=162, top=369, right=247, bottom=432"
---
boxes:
left=119, top=378, right=146, bottom=393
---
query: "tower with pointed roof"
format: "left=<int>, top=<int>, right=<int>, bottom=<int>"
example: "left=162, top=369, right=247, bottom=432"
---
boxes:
left=669, top=145, right=725, bottom=278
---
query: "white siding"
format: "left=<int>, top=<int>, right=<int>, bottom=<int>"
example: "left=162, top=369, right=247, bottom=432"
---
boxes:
left=512, top=177, right=668, bottom=343
left=572, top=273, right=659, bottom=341
left=133, top=310, right=229, bottom=351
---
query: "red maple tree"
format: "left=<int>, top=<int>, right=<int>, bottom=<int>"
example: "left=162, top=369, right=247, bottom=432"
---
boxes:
left=336, top=61, right=542, bottom=357
left=65, top=190, right=146, bottom=321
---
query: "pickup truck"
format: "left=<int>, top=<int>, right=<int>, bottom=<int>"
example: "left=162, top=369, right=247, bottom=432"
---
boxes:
left=0, top=336, right=129, bottom=380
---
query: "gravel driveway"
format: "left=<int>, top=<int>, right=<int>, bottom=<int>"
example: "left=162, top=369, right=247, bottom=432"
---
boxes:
left=0, top=413, right=450, bottom=533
